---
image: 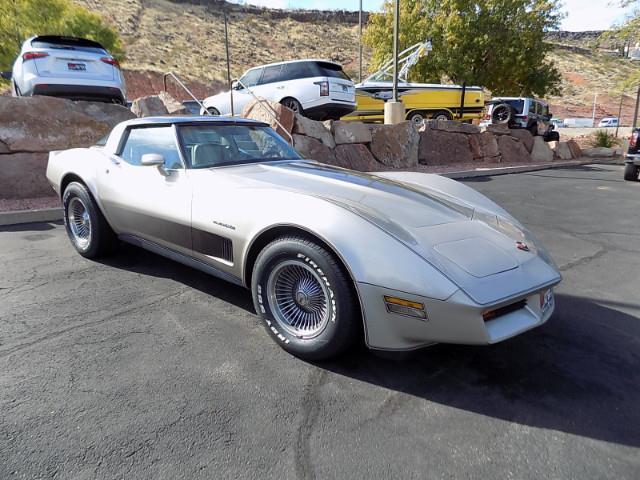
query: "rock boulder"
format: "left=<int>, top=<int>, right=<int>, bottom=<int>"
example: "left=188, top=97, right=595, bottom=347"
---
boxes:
left=530, top=136, right=555, bottom=163
left=334, top=144, right=382, bottom=171
left=567, top=139, right=582, bottom=159
left=507, top=129, right=534, bottom=152
left=468, top=132, right=500, bottom=162
left=0, top=153, right=51, bottom=199
left=418, top=127, right=473, bottom=165
left=242, top=99, right=295, bottom=140
left=131, top=95, right=169, bottom=117
left=582, top=147, right=616, bottom=158
left=425, top=120, right=480, bottom=135
left=370, top=122, right=419, bottom=168
left=332, top=121, right=372, bottom=145
left=550, top=141, right=573, bottom=160
left=497, top=135, right=531, bottom=164
left=292, top=134, right=336, bottom=164
left=293, top=114, right=335, bottom=148
left=0, top=96, right=134, bottom=153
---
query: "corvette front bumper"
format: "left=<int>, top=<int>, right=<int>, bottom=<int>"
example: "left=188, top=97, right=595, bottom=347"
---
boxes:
left=358, top=282, right=557, bottom=351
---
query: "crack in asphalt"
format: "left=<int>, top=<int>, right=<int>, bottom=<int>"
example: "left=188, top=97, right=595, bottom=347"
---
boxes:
left=559, top=247, right=607, bottom=272
left=0, top=290, right=185, bottom=358
left=294, top=368, right=327, bottom=480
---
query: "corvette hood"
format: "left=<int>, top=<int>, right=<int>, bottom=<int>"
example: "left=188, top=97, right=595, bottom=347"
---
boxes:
left=225, top=161, right=560, bottom=304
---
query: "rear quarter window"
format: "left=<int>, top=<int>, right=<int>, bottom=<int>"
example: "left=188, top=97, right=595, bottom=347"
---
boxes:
left=310, top=62, right=351, bottom=80
left=280, top=62, right=314, bottom=81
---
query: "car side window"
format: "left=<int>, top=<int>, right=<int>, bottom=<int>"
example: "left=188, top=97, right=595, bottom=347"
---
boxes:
left=119, top=126, right=183, bottom=169
left=259, top=65, right=283, bottom=85
left=529, top=101, right=537, bottom=115
left=281, top=62, right=312, bottom=81
left=539, top=103, right=549, bottom=117
left=240, top=68, right=262, bottom=88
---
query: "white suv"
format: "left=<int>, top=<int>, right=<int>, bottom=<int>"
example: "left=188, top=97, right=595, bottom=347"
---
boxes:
left=9, top=35, right=126, bottom=104
left=482, top=97, right=558, bottom=141
left=201, top=60, right=356, bottom=120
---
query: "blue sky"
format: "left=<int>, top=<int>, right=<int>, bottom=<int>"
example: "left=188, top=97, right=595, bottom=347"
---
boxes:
left=229, top=0, right=636, bottom=31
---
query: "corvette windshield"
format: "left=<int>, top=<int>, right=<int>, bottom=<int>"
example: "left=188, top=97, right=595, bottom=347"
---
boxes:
left=178, top=124, right=301, bottom=168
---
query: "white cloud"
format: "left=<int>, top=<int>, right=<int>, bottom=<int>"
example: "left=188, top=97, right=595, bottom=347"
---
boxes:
left=561, top=0, right=634, bottom=31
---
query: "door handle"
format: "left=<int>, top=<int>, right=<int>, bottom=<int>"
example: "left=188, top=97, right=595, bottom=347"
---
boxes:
left=277, top=85, right=285, bottom=89
left=110, top=156, right=120, bottom=165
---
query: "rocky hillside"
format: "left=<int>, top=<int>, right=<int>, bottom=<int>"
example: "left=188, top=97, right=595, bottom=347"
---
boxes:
left=70, top=0, right=640, bottom=123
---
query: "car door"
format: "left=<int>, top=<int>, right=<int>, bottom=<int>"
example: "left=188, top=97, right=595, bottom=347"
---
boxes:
left=230, top=67, right=263, bottom=114
left=252, top=64, right=284, bottom=102
left=97, top=125, right=193, bottom=255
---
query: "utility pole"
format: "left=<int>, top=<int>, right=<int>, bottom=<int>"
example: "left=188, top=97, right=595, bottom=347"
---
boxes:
left=383, top=0, right=405, bottom=124
left=633, top=84, right=640, bottom=129
left=359, top=0, right=363, bottom=83
left=392, top=0, right=399, bottom=103
left=615, top=93, right=624, bottom=137
left=224, top=12, right=234, bottom=116
left=591, top=93, right=597, bottom=127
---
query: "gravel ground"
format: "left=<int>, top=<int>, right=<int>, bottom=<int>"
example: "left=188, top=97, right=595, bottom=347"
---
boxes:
left=0, top=164, right=638, bottom=479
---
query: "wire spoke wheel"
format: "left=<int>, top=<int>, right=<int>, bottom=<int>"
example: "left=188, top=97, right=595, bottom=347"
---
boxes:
left=67, top=197, right=92, bottom=250
left=267, top=260, right=331, bottom=339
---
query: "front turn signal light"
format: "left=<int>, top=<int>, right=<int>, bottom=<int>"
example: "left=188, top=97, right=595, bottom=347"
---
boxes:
left=384, top=296, right=427, bottom=320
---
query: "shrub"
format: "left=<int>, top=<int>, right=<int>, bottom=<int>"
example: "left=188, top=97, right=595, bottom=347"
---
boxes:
left=590, top=129, right=617, bottom=148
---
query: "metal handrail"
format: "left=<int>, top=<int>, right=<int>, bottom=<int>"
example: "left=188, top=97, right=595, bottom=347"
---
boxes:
left=232, top=77, right=294, bottom=145
left=162, top=71, right=211, bottom=115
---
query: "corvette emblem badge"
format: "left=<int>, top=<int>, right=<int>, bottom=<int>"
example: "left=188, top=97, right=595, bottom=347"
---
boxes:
left=516, top=241, right=530, bottom=251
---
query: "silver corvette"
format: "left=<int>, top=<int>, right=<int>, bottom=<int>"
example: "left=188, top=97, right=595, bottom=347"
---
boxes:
left=46, top=116, right=561, bottom=359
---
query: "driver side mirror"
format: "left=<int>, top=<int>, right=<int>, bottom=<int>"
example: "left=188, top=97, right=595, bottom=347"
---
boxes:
left=0, top=71, right=12, bottom=80
left=140, top=153, right=169, bottom=176
left=232, top=81, right=242, bottom=91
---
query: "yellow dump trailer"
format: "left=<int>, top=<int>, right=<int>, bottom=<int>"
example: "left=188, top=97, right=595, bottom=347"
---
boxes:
left=342, top=81, right=485, bottom=124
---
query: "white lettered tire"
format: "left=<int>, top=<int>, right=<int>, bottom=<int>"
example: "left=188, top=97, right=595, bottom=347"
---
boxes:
left=251, top=236, right=359, bottom=360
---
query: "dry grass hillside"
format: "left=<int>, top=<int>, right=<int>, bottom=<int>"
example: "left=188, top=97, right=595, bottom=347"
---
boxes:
left=69, top=0, right=640, bottom=123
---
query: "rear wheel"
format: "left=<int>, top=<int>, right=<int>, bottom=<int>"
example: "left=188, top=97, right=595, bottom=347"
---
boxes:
left=205, top=107, right=220, bottom=116
left=252, top=236, right=359, bottom=360
left=63, top=182, right=116, bottom=258
left=432, top=110, right=452, bottom=121
left=624, top=163, right=639, bottom=181
left=280, top=97, right=303, bottom=114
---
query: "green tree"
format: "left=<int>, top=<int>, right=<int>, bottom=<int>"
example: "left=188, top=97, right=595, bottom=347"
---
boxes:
left=363, top=0, right=563, bottom=96
left=0, top=0, right=124, bottom=72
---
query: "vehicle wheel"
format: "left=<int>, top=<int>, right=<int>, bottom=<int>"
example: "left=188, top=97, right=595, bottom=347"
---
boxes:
left=432, top=110, right=453, bottom=121
left=63, top=182, right=117, bottom=258
left=624, top=163, right=639, bottom=181
left=205, top=107, right=220, bottom=116
left=408, top=111, right=427, bottom=125
left=491, top=103, right=514, bottom=125
left=252, top=236, right=359, bottom=360
left=280, top=97, right=303, bottom=114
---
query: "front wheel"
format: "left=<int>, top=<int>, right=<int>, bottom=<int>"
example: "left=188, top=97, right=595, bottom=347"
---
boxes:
left=408, top=111, right=427, bottom=125
left=251, top=236, right=359, bottom=360
left=624, top=163, right=639, bottom=181
left=63, top=182, right=116, bottom=258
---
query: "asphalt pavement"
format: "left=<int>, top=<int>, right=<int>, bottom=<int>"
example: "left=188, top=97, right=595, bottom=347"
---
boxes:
left=1, top=163, right=638, bottom=479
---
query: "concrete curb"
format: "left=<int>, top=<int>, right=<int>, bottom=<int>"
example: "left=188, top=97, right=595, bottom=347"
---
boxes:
left=0, top=208, right=63, bottom=227
left=441, top=157, right=620, bottom=179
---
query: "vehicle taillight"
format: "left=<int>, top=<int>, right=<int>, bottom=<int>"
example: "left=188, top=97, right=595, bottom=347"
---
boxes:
left=318, top=81, right=329, bottom=97
left=101, top=57, right=120, bottom=69
left=523, top=116, right=528, bottom=122
left=483, top=114, right=491, bottom=120
left=22, top=52, right=49, bottom=61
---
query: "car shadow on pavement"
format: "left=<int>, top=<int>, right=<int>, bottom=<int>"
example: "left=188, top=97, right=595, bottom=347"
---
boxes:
left=320, top=293, right=640, bottom=448
left=97, top=242, right=256, bottom=313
